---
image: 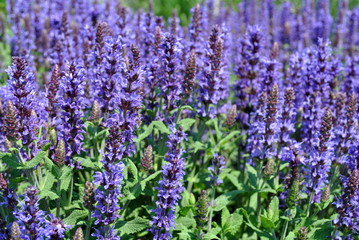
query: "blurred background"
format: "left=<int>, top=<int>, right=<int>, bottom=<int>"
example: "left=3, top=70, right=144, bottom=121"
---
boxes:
left=123, top=0, right=359, bottom=25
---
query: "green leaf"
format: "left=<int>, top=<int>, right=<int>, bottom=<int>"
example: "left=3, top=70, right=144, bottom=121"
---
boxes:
left=214, top=194, right=230, bottom=212
left=221, top=207, right=231, bottom=228
left=176, top=217, right=196, bottom=228
left=22, top=151, right=47, bottom=169
left=218, top=130, right=241, bottom=147
left=60, top=166, right=73, bottom=191
left=63, top=210, right=88, bottom=225
left=203, top=226, right=221, bottom=240
left=178, top=118, right=196, bottom=132
left=39, top=170, right=55, bottom=192
left=126, top=159, right=138, bottom=181
left=78, top=157, right=99, bottom=170
left=40, top=190, right=59, bottom=200
left=152, top=121, right=171, bottom=134
left=260, top=215, right=275, bottom=229
left=136, top=123, right=154, bottom=142
left=227, top=212, right=243, bottom=234
left=140, top=171, right=161, bottom=191
left=41, top=143, right=51, bottom=151
left=268, top=196, right=279, bottom=223
left=0, top=152, right=18, bottom=169
left=118, top=217, right=149, bottom=235
left=247, top=165, right=257, bottom=189
left=285, top=232, right=296, bottom=240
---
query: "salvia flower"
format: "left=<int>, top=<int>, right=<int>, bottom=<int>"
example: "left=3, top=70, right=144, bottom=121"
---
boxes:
left=57, top=61, right=86, bottom=167
left=92, top=114, right=125, bottom=235
left=198, top=25, right=228, bottom=118
left=208, top=153, right=226, bottom=186
left=334, top=169, right=359, bottom=234
left=15, top=186, right=46, bottom=240
left=306, top=108, right=334, bottom=202
left=150, top=125, right=186, bottom=240
left=44, top=215, right=69, bottom=240
left=6, top=57, right=39, bottom=159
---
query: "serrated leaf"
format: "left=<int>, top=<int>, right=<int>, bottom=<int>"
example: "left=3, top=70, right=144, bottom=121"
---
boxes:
left=118, top=218, right=149, bottom=235
left=127, top=159, right=138, bottom=181
left=140, top=171, right=161, bottom=191
left=247, top=165, right=257, bottom=188
left=221, top=207, right=230, bottom=228
left=203, top=227, right=221, bottom=240
left=44, top=156, right=54, bottom=171
left=22, top=151, right=46, bottom=169
left=178, top=118, right=196, bottom=132
left=268, top=196, right=279, bottom=223
left=40, top=170, right=55, bottom=192
left=0, top=152, right=18, bottom=169
left=227, top=213, right=243, bottom=234
left=260, top=215, right=275, bottom=229
left=285, top=232, right=296, bottom=240
left=60, top=166, right=73, bottom=191
left=152, top=121, right=170, bottom=134
left=78, top=157, right=99, bottom=170
left=63, top=210, right=88, bottom=225
left=40, top=190, right=59, bottom=200
left=41, top=143, right=51, bottom=151
left=213, top=194, right=230, bottom=212
left=218, top=130, right=241, bottom=147
left=176, top=217, right=196, bottom=228
left=136, top=123, right=154, bottom=142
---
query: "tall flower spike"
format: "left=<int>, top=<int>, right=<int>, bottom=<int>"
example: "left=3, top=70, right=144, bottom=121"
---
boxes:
left=57, top=61, right=86, bottom=167
left=15, top=186, right=46, bottom=240
left=6, top=57, right=38, bottom=158
left=334, top=169, right=359, bottom=234
left=208, top=154, right=226, bottom=186
left=182, top=50, right=197, bottom=97
left=92, top=114, right=125, bottom=237
left=198, top=25, right=228, bottom=118
left=46, top=64, right=61, bottom=118
left=150, top=125, right=187, bottom=240
left=306, top=108, right=333, bottom=202
left=196, top=190, right=208, bottom=230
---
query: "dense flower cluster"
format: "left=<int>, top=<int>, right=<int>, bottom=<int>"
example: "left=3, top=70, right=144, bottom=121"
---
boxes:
left=150, top=125, right=186, bottom=240
left=1, top=0, right=359, bottom=239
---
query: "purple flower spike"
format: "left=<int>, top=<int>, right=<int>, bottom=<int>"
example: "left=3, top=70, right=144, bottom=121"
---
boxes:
left=150, top=125, right=187, bottom=240
left=208, top=154, right=226, bottom=186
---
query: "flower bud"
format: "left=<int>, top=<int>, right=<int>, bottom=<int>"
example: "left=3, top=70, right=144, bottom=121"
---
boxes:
left=54, top=139, right=66, bottom=166
left=141, top=145, right=153, bottom=172
left=196, top=190, right=208, bottom=230
left=90, top=100, right=101, bottom=121
left=73, top=227, right=84, bottom=240
left=264, top=158, right=275, bottom=175
left=225, top=105, right=237, bottom=127
left=84, top=181, right=95, bottom=210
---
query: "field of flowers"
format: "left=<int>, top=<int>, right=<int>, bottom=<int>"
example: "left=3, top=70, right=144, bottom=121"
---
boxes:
left=1, top=0, right=359, bottom=239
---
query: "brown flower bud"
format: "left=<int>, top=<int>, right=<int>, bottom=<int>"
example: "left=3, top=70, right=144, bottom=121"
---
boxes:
left=90, top=100, right=101, bottom=121
left=54, top=139, right=66, bottom=166
left=73, top=227, right=84, bottom=240
left=11, top=222, right=22, bottom=240
left=141, top=145, right=153, bottom=172
left=264, top=158, right=275, bottom=175
left=225, top=105, right=237, bottom=127
left=321, top=186, right=330, bottom=202
left=84, top=181, right=95, bottom=210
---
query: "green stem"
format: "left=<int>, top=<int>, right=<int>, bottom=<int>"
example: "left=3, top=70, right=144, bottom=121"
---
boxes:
left=85, top=210, right=92, bottom=240
left=56, top=179, right=61, bottom=217
left=67, top=177, right=74, bottom=206
left=280, top=220, right=289, bottom=240
left=186, top=165, right=197, bottom=193
left=306, top=192, right=314, bottom=217
left=256, top=161, right=263, bottom=225
left=271, top=229, right=278, bottom=240
left=207, top=188, right=216, bottom=231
